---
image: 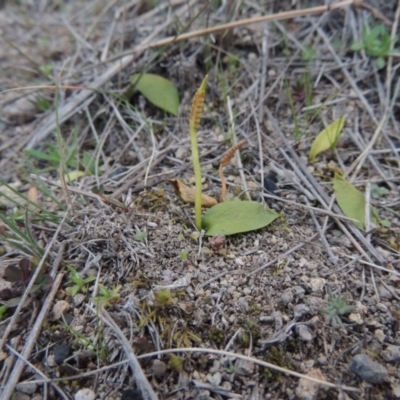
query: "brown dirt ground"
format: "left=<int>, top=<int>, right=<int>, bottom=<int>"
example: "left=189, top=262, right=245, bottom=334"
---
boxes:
left=1, top=1, right=400, bottom=399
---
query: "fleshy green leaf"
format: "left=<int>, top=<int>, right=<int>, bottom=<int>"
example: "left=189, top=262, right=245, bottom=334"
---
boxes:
left=309, top=117, right=345, bottom=162
left=202, top=201, right=280, bottom=236
left=333, top=174, right=379, bottom=230
left=130, top=73, right=180, bottom=116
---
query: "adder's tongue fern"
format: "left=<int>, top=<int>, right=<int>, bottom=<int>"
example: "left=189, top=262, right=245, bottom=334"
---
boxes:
left=189, top=75, right=208, bottom=230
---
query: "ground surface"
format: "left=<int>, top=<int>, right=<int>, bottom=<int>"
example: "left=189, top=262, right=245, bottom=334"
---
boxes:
left=0, top=1, right=400, bottom=399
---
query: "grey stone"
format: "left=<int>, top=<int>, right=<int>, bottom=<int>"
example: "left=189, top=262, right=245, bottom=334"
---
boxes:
left=16, top=382, right=37, bottom=394
left=349, top=354, right=388, bottom=384
left=281, top=290, right=294, bottom=305
left=297, top=324, right=314, bottom=341
left=382, top=345, right=400, bottom=363
left=294, top=304, right=310, bottom=319
left=74, top=388, right=96, bottom=400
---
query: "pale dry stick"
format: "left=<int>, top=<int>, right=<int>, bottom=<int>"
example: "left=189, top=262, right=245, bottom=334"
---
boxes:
left=50, top=242, right=66, bottom=278
left=365, top=182, right=371, bottom=243
left=303, top=196, right=339, bottom=265
left=100, top=17, right=118, bottom=62
left=25, top=343, right=358, bottom=393
left=144, top=0, right=356, bottom=51
left=0, top=273, right=64, bottom=400
left=0, top=335, right=21, bottom=388
left=0, top=212, right=69, bottom=352
left=96, top=307, right=158, bottom=400
left=226, top=96, right=250, bottom=200
left=25, top=0, right=358, bottom=149
left=5, top=344, right=68, bottom=400
left=353, top=0, right=393, bottom=27
left=346, top=1, right=400, bottom=182
left=258, top=24, right=269, bottom=123
left=359, top=265, right=367, bottom=302
left=144, top=125, right=158, bottom=187
left=224, top=328, right=243, bottom=352
left=370, top=266, right=380, bottom=303
left=137, top=348, right=359, bottom=393
left=249, top=101, right=265, bottom=192
left=337, top=253, right=400, bottom=277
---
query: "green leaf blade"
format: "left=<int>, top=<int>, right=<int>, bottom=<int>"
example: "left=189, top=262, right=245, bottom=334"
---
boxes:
left=333, top=174, right=379, bottom=230
left=202, top=201, right=280, bottom=236
left=130, top=73, right=180, bottom=116
left=309, top=117, right=345, bottom=162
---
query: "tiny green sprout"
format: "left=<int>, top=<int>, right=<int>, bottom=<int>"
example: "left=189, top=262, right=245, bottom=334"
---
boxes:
left=179, top=250, right=189, bottom=261
left=0, top=305, right=8, bottom=321
left=169, top=354, right=184, bottom=373
left=92, top=284, right=120, bottom=307
left=351, top=23, right=400, bottom=69
left=302, top=44, right=316, bottom=62
left=134, top=231, right=147, bottom=242
left=321, top=288, right=354, bottom=327
left=66, top=266, right=96, bottom=297
left=226, top=360, right=236, bottom=375
left=154, top=289, right=175, bottom=308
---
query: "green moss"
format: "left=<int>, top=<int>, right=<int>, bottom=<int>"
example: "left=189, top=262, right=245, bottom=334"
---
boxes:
left=208, top=326, right=225, bottom=345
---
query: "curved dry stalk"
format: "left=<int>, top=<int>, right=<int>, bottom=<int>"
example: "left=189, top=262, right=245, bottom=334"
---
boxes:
left=219, top=140, right=246, bottom=202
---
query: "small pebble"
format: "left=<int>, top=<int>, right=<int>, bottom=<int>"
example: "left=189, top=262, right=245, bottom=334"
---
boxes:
left=52, top=300, right=70, bottom=320
left=295, top=368, right=326, bottom=400
left=349, top=354, right=388, bottom=384
left=281, top=290, right=294, bottom=305
left=14, top=393, right=30, bottom=400
left=294, top=304, right=310, bottom=319
left=54, top=344, right=71, bottom=365
left=263, top=171, right=278, bottom=194
left=74, top=388, right=96, bottom=400
left=152, top=359, right=167, bottom=377
left=382, top=345, right=400, bottom=363
left=297, top=324, right=314, bottom=341
left=374, top=329, right=386, bottom=344
left=121, top=388, right=143, bottom=400
left=309, top=278, right=326, bottom=293
left=348, top=313, right=363, bottom=325
left=16, top=382, right=37, bottom=395
left=207, top=371, right=222, bottom=386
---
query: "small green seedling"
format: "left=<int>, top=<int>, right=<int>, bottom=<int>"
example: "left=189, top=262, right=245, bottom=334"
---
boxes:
left=321, top=288, right=353, bottom=327
left=169, top=354, right=184, bottom=373
left=134, top=231, right=147, bottom=242
left=66, top=266, right=96, bottom=297
left=181, top=75, right=281, bottom=236
left=154, top=289, right=175, bottom=308
left=0, top=305, right=7, bottom=321
left=92, top=284, right=120, bottom=307
left=179, top=250, right=189, bottom=261
left=351, top=24, right=400, bottom=69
